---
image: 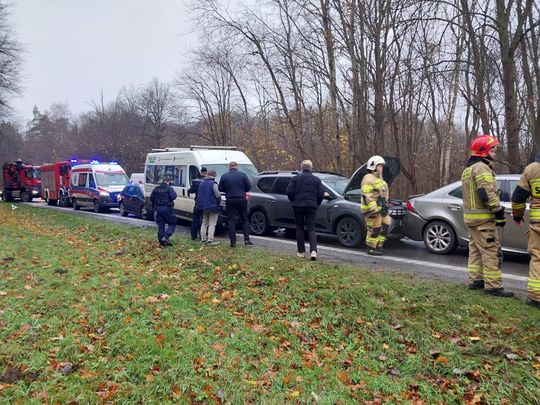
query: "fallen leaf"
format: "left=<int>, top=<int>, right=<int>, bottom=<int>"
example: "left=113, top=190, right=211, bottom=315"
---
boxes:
left=155, top=333, right=165, bottom=346
left=469, top=336, right=481, bottom=342
left=378, top=354, right=388, bottom=361
left=311, top=391, right=320, bottom=402
left=436, top=356, right=448, bottom=364
left=505, top=352, right=519, bottom=360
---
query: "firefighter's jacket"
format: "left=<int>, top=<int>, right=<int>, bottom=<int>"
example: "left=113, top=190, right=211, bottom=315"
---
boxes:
left=361, top=172, right=389, bottom=215
left=512, top=159, right=540, bottom=223
left=461, top=156, right=502, bottom=226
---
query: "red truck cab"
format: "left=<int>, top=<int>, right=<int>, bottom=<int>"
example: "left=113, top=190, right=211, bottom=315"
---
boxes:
left=0, top=160, right=41, bottom=202
left=41, top=160, right=91, bottom=206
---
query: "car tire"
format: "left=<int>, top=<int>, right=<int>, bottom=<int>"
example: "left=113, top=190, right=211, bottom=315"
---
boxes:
left=142, top=206, right=153, bottom=220
left=20, top=191, right=32, bottom=202
left=423, top=220, right=457, bottom=254
left=249, top=210, right=272, bottom=235
left=119, top=202, right=128, bottom=217
left=45, top=191, right=57, bottom=206
left=336, top=216, right=364, bottom=247
left=72, top=198, right=80, bottom=210
left=2, top=191, right=13, bottom=202
left=93, top=200, right=102, bottom=213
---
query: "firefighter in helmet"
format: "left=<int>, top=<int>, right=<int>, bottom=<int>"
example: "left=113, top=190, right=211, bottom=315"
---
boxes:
left=462, top=135, right=513, bottom=297
left=361, top=155, right=390, bottom=255
left=511, top=153, right=540, bottom=308
left=150, top=174, right=177, bottom=247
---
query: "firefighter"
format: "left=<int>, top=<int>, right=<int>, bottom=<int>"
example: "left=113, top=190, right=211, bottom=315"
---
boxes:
left=150, top=174, right=177, bottom=247
left=462, top=135, right=513, bottom=297
left=511, top=153, right=540, bottom=308
left=361, top=155, right=390, bottom=255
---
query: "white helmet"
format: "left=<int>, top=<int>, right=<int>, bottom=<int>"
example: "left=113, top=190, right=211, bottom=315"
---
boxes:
left=366, top=155, right=385, bottom=171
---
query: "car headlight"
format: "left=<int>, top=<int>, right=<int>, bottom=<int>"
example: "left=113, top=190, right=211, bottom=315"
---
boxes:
left=32, top=190, right=39, bottom=195
left=100, top=191, right=109, bottom=197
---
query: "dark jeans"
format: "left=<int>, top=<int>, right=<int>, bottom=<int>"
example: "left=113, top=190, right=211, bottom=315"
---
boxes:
left=155, top=206, right=176, bottom=241
left=191, top=207, right=203, bottom=239
left=293, top=207, right=317, bottom=253
left=225, top=197, right=250, bottom=245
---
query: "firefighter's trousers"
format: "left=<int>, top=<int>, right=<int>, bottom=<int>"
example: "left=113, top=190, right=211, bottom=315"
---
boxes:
left=364, top=212, right=391, bottom=249
left=467, top=221, right=503, bottom=289
left=527, top=223, right=540, bottom=301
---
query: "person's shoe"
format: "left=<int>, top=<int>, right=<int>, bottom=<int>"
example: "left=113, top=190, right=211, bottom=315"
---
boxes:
left=207, top=241, right=220, bottom=246
left=468, top=280, right=485, bottom=290
left=367, top=248, right=384, bottom=256
left=244, top=240, right=254, bottom=246
left=296, top=252, right=305, bottom=258
left=377, top=247, right=385, bottom=255
left=484, top=288, right=514, bottom=297
left=310, top=251, right=317, bottom=261
left=526, top=298, right=540, bottom=308
left=159, top=240, right=167, bottom=247
left=161, top=237, right=173, bottom=246
left=201, top=239, right=207, bottom=243
left=230, top=243, right=236, bottom=248
left=191, top=236, right=198, bottom=241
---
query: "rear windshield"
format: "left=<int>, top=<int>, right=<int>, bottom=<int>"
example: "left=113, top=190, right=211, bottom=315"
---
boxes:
left=96, top=172, right=129, bottom=187
left=203, top=164, right=258, bottom=182
left=315, top=173, right=349, bottom=195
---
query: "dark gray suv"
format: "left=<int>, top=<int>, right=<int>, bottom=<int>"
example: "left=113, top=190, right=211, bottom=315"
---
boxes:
left=247, top=161, right=405, bottom=247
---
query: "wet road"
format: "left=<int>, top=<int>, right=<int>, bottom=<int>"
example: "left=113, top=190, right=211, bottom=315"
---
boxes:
left=24, top=201, right=531, bottom=297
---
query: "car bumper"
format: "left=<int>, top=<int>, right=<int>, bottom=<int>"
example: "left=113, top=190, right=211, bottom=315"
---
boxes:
left=98, top=196, right=119, bottom=208
left=387, top=216, right=404, bottom=239
left=404, top=212, right=427, bottom=241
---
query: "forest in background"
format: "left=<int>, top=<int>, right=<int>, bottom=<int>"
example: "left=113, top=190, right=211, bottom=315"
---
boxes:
left=1, top=0, right=540, bottom=199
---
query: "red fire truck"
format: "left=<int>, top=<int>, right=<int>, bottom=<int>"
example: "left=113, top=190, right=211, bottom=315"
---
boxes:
left=40, top=160, right=90, bottom=206
left=0, top=160, right=42, bottom=202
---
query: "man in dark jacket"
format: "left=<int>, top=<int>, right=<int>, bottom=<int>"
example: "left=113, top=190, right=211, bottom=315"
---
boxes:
left=287, top=160, right=325, bottom=260
left=188, top=166, right=208, bottom=240
left=150, top=174, right=177, bottom=247
left=218, top=161, right=253, bottom=247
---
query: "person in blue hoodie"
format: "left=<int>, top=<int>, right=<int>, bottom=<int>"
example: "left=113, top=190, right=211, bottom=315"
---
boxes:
left=197, top=169, right=222, bottom=245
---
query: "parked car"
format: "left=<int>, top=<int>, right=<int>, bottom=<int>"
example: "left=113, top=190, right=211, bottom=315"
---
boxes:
left=118, top=183, right=152, bottom=219
left=129, top=172, right=145, bottom=185
left=247, top=158, right=406, bottom=248
left=404, top=174, right=528, bottom=255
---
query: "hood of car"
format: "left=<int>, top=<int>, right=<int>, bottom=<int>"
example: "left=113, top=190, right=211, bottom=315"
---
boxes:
left=343, top=156, right=401, bottom=196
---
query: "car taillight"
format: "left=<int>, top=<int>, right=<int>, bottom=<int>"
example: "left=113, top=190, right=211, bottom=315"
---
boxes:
left=406, top=200, right=416, bottom=213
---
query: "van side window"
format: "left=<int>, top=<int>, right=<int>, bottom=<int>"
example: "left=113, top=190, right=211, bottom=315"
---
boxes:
left=189, top=165, right=200, bottom=184
left=88, top=174, right=96, bottom=188
left=172, top=165, right=187, bottom=187
left=78, top=173, right=87, bottom=187
left=145, top=165, right=154, bottom=184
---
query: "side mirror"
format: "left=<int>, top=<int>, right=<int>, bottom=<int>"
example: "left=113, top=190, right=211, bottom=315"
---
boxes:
left=323, top=192, right=333, bottom=200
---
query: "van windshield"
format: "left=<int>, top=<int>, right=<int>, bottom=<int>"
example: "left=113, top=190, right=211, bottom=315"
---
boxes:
left=203, top=164, right=258, bottom=181
left=96, top=172, right=129, bottom=187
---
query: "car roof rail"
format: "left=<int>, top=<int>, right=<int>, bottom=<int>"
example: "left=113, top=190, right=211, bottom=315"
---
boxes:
left=189, top=145, right=237, bottom=150
left=150, top=148, right=190, bottom=152
left=313, top=170, right=345, bottom=176
left=257, top=171, right=299, bottom=175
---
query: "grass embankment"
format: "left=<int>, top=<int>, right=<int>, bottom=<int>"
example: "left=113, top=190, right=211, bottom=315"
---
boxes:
left=0, top=204, right=538, bottom=404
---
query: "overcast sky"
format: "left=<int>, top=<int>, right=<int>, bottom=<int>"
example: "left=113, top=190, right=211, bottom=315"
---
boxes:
left=10, top=0, right=194, bottom=123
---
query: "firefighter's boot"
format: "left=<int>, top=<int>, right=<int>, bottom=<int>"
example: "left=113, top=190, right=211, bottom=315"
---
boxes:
left=367, top=248, right=384, bottom=256
left=468, top=280, right=485, bottom=290
left=526, top=298, right=540, bottom=308
left=484, top=288, right=514, bottom=297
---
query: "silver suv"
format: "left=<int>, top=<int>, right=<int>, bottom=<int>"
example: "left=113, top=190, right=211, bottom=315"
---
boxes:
left=247, top=160, right=405, bottom=247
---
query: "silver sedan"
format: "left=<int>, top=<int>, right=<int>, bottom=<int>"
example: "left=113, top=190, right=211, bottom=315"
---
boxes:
left=404, top=174, right=528, bottom=255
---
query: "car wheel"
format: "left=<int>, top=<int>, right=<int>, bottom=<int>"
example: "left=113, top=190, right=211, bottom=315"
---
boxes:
left=119, top=202, right=128, bottom=217
left=72, top=198, right=80, bottom=210
left=20, top=191, right=32, bottom=202
left=142, top=206, right=153, bottom=220
left=336, top=216, right=364, bottom=247
left=249, top=210, right=271, bottom=235
left=423, top=220, right=457, bottom=254
left=93, top=200, right=101, bottom=213
left=2, top=191, right=13, bottom=202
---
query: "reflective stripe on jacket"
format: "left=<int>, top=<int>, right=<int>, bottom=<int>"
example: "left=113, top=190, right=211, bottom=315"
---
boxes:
left=461, top=159, right=501, bottom=226
left=512, top=161, right=540, bottom=223
left=361, top=172, right=388, bottom=214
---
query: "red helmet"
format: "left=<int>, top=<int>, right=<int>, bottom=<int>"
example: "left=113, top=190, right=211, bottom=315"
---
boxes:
left=470, top=135, right=501, bottom=157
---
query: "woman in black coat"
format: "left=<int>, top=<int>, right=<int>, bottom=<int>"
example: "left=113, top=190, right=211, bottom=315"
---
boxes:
left=286, top=160, right=325, bottom=260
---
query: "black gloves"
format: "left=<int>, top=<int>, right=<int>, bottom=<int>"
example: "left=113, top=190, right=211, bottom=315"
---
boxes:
left=494, top=208, right=506, bottom=227
left=378, top=196, right=389, bottom=216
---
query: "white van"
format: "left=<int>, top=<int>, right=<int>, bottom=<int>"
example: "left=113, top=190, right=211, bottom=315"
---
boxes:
left=70, top=161, right=129, bottom=213
left=129, top=172, right=145, bottom=185
left=144, top=146, right=258, bottom=220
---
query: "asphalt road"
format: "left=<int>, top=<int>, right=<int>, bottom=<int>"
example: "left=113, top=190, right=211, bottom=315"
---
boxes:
left=21, top=200, right=531, bottom=298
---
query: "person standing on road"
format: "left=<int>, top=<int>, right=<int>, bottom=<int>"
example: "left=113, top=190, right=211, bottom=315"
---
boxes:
left=218, top=161, right=253, bottom=247
left=511, top=153, right=540, bottom=308
left=461, top=135, right=513, bottom=297
left=150, top=174, right=177, bottom=247
left=188, top=166, right=207, bottom=240
left=198, top=170, right=221, bottom=245
left=361, top=155, right=390, bottom=256
left=287, top=160, right=325, bottom=260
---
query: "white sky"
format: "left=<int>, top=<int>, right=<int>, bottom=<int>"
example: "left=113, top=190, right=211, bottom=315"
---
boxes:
left=10, top=0, right=195, bottom=123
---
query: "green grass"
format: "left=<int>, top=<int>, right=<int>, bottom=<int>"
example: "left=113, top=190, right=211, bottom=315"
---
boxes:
left=0, top=203, right=539, bottom=404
